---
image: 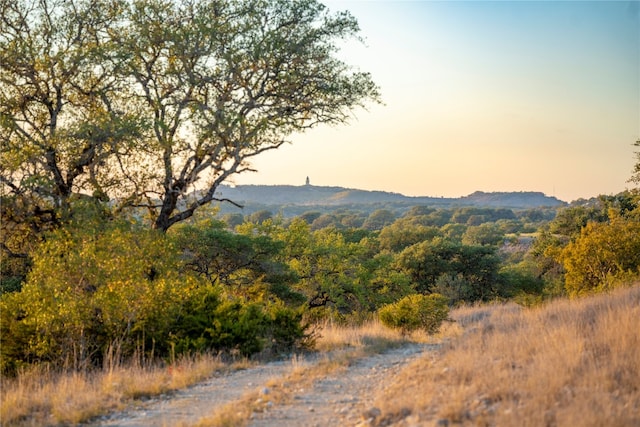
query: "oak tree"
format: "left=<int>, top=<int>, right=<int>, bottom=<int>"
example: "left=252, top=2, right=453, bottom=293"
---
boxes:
left=1, top=0, right=381, bottom=234
left=629, top=139, right=640, bottom=185
left=0, top=0, right=138, bottom=266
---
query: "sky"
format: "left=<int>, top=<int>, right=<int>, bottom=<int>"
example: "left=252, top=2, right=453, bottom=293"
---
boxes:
left=233, top=0, right=640, bottom=203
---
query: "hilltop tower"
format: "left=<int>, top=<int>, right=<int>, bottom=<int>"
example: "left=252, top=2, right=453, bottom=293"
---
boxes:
left=305, top=176, right=310, bottom=186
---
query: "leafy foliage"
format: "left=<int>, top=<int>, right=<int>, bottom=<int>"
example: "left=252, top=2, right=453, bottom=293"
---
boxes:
left=363, top=209, right=396, bottom=230
left=0, top=217, right=311, bottom=374
left=169, top=286, right=311, bottom=357
left=172, top=220, right=303, bottom=304
left=378, top=293, right=449, bottom=335
left=542, top=189, right=640, bottom=297
left=0, top=0, right=380, bottom=232
left=560, top=216, right=640, bottom=296
left=396, top=238, right=502, bottom=302
left=1, top=219, right=190, bottom=371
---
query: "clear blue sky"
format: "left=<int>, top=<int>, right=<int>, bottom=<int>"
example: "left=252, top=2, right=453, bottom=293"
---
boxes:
left=234, top=0, right=640, bottom=202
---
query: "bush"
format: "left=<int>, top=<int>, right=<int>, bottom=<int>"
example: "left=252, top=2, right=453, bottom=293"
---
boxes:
left=264, top=303, right=314, bottom=355
left=378, top=293, right=449, bottom=335
left=0, top=220, right=195, bottom=372
left=560, top=217, right=640, bottom=296
left=169, top=286, right=312, bottom=358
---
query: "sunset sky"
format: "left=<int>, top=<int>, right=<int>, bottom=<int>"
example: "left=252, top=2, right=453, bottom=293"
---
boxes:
left=233, top=0, right=640, bottom=203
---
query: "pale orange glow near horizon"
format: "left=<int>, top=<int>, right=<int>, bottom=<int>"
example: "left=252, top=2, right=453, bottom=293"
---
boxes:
left=233, top=1, right=640, bottom=203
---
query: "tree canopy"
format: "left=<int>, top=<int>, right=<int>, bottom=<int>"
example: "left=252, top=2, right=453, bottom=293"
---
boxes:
left=629, top=139, right=640, bottom=186
left=1, top=0, right=380, bottom=233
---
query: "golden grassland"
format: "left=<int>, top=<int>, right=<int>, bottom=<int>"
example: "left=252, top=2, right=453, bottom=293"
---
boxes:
left=0, top=354, right=249, bottom=426
left=374, top=284, right=640, bottom=426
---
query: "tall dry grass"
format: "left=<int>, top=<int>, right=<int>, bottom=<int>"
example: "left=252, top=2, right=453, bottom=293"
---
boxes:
left=313, top=318, right=423, bottom=353
left=0, top=354, right=235, bottom=426
left=374, top=285, right=640, bottom=426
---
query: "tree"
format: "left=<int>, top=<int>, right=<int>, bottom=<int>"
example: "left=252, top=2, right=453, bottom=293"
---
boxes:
left=362, top=209, right=396, bottom=231
left=0, top=0, right=135, bottom=214
left=0, top=0, right=139, bottom=266
left=462, top=223, right=504, bottom=246
left=549, top=205, right=608, bottom=238
left=248, top=210, right=274, bottom=224
left=396, top=238, right=502, bottom=301
left=629, top=139, right=640, bottom=185
left=378, top=219, right=441, bottom=252
left=560, top=216, right=640, bottom=296
left=172, top=221, right=303, bottom=304
left=113, top=0, right=379, bottom=232
left=221, top=213, right=245, bottom=229
left=299, top=211, right=322, bottom=224
left=1, top=0, right=381, bottom=233
left=311, top=213, right=342, bottom=230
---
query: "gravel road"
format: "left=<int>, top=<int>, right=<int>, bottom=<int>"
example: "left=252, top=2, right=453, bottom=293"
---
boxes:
left=249, top=343, right=436, bottom=427
left=89, top=343, right=436, bottom=427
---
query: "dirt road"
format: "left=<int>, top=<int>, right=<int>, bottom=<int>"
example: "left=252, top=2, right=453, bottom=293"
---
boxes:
left=91, top=343, right=435, bottom=427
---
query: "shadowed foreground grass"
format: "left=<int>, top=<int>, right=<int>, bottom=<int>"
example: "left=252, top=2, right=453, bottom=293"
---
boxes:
left=374, top=285, right=640, bottom=426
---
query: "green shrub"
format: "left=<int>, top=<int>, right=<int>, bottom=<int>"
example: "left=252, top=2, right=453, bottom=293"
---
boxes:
left=378, top=293, right=449, bottom=335
left=560, top=217, right=640, bottom=296
left=0, top=220, right=195, bottom=372
left=263, top=303, right=314, bottom=355
left=207, top=300, right=268, bottom=356
left=169, top=286, right=312, bottom=357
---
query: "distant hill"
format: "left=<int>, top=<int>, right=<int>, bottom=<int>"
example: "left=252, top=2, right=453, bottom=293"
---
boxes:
left=213, top=184, right=566, bottom=211
left=458, top=191, right=566, bottom=208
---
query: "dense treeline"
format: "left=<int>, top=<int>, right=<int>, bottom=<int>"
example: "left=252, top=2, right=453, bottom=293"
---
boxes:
left=2, top=191, right=639, bottom=375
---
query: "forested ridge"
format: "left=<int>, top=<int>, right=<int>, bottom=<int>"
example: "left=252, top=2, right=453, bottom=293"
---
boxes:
left=209, top=185, right=566, bottom=216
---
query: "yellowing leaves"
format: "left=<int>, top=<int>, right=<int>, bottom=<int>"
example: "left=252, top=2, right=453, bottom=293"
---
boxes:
left=561, top=217, right=640, bottom=296
left=5, top=218, right=206, bottom=368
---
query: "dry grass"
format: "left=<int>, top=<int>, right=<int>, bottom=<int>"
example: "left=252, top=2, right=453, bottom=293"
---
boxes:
left=0, top=353, right=241, bottom=426
left=314, top=317, right=435, bottom=352
left=374, top=285, right=640, bottom=426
